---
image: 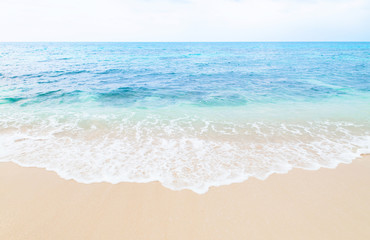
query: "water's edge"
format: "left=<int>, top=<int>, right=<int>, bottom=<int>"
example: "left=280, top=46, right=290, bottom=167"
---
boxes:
left=2, top=151, right=369, bottom=194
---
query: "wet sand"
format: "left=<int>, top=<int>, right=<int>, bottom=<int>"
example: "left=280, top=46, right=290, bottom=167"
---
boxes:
left=1, top=155, right=370, bottom=240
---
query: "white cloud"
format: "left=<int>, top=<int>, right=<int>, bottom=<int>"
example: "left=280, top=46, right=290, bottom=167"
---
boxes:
left=0, top=0, right=369, bottom=41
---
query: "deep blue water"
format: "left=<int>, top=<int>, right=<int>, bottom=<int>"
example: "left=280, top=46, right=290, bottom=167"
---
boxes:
left=1, top=42, right=369, bottom=107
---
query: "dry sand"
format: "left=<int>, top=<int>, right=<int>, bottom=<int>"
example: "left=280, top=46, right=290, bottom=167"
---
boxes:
left=1, top=155, right=370, bottom=240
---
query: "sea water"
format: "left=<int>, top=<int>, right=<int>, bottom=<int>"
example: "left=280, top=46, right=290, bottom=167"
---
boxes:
left=0, top=42, right=369, bottom=193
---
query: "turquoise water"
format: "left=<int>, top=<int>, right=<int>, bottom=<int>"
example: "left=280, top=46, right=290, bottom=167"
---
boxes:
left=1, top=42, right=369, bottom=193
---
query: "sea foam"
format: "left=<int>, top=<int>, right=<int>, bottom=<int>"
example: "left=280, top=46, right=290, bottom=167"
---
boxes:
left=1, top=105, right=369, bottom=193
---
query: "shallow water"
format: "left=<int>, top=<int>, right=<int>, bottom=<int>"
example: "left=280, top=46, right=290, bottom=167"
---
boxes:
left=1, top=42, right=369, bottom=193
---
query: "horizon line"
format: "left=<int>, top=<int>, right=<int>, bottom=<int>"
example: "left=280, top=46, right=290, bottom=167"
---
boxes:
left=1, top=41, right=370, bottom=43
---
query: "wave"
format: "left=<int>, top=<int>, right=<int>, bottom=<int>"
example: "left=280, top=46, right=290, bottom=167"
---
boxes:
left=0, top=87, right=251, bottom=107
left=0, top=97, right=24, bottom=104
left=1, top=109, right=369, bottom=193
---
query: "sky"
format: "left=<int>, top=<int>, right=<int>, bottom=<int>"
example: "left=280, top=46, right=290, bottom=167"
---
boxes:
left=0, top=0, right=369, bottom=41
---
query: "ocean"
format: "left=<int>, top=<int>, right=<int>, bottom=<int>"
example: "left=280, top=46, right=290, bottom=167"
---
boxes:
left=0, top=42, right=369, bottom=193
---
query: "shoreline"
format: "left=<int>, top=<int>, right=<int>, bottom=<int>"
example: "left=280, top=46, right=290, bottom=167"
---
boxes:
left=3, top=154, right=369, bottom=194
left=1, top=155, right=370, bottom=239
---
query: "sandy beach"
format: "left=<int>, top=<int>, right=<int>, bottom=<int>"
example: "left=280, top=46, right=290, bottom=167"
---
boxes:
left=1, top=155, right=370, bottom=240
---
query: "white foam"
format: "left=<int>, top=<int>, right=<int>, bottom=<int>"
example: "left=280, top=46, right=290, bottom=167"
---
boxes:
left=1, top=110, right=370, bottom=194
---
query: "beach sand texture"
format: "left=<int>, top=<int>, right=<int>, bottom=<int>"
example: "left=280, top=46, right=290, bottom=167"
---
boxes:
left=1, top=155, right=370, bottom=240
